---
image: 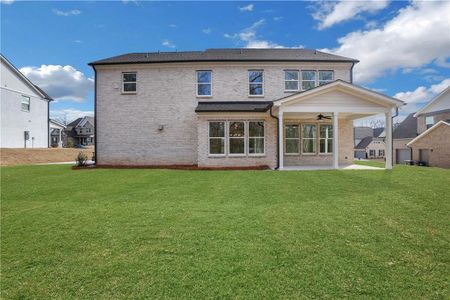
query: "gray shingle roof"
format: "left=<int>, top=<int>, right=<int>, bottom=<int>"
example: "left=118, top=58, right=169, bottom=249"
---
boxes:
left=373, top=127, right=385, bottom=138
left=355, top=136, right=373, bottom=149
left=89, top=48, right=359, bottom=66
left=393, top=113, right=418, bottom=139
left=195, top=101, right=273, bottom=113
left=354, top=127, right=373, bottom=140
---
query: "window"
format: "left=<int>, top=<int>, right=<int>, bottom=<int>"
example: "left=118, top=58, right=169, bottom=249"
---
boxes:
left=318, top=71, right=334, bottom=86
left=249, top=70, right=264, bottom=96
left=122, top=72, right=137, bottom=93
left=284, top=70, right=299, bottom=91
left=208, top=122, right=225, bottom=155
left=302, top=124, right=317, bottom=154
left=197, top=71, right=212, bottom=96
left=319, top=125, right=333, bottom=154
left=379, top=149, right=385, bottom=157
left=369, top=150, right=376, bottom=157
left=229, top=121, right=245, bottom=155
left=425, top=116, right=434, bottom=129
left=248, top=121, right=265, bottom=155
left=301, top=71, right=316, bottom=91
left=21, top=95, right=30, bottom=112
left=285, top=124, right=300, bottom=154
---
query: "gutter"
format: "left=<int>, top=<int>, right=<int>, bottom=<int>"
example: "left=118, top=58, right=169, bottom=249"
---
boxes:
left=93, top=66, right=98, bottom=165
left=269, top=105, right=280, bottom=170
left=350, top=62, right=355, bottom=84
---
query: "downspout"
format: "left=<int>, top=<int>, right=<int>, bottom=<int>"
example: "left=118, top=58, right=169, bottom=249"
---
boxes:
left=93, top=66, right=98, bottom=165
left=269, top=105, right=279, bottom=170
left=350, top=62, right=355, bottom=84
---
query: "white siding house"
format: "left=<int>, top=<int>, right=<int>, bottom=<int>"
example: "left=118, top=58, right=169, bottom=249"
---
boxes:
left=1, top=54, right=52, bottom=148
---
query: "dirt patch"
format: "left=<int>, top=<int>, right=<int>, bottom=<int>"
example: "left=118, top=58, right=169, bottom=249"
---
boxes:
left=1, top=147, right=95, bottom=166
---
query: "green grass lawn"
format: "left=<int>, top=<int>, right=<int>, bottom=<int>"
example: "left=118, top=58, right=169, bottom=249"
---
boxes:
left=1, top=165, right=449, bottom=298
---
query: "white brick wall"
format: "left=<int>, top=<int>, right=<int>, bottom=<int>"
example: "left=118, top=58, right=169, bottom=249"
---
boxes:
left=95, top=61, right=352, bottom=166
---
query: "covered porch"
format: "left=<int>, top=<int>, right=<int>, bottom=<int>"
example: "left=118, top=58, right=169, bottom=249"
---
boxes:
left=273, top=80, right=404, bottom=170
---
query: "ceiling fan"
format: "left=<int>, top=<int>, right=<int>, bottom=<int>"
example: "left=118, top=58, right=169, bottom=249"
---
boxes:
left=317, top=113, right=332, bottom=121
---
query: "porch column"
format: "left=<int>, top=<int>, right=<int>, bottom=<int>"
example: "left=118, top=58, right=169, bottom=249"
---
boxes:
left=385, top=110, right=393, bottom=169
left=333, top=112, right=339, bottom=169
left=278, top=109, right=284, bottom=170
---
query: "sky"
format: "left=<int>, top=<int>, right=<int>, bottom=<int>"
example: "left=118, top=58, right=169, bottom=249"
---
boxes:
left=1, top=0, right=449, bottom=125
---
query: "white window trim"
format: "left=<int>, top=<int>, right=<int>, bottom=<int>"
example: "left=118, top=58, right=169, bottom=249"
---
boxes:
left=248, top=120, right=265, bottom=156
left=248, top=69, right=264, bottom=97
left=284, top=123, right=300, bottom=155
left=284, top=70, right=300, bottom=92
left=122, top=72, right=137, bottom=94
left=318, top=70, right=334, bottom=86
left=196, top=70, right=213, bottom=98
left=319, top=124, right=333, bottom=155
left=21, top=95, right=30, bottom=112
left=228, top=121, right=246, bottom=157
left=301, top=124, right=317, bottom=155
left=208, top=121, right=226, bottom=157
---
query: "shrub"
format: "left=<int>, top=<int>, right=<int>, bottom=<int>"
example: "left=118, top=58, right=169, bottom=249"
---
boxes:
left=75, top=152, right=88, bottom=167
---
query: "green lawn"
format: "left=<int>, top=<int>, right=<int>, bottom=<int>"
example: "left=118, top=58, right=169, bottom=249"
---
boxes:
left=1, top=165, right=449, bottom=299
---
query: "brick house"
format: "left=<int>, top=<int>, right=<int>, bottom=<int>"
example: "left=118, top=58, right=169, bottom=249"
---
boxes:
left=406, top=87, right=450, bottom=168
left=89, top=49, right=404, bottom=169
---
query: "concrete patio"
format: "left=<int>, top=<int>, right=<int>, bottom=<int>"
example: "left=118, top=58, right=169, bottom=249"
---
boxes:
left=281, top=164, right=384, bottom=171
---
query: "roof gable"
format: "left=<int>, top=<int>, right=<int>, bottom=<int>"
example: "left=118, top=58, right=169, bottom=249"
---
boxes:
left=393, top=113, right=417, bottom=139
left=274, top=80, right=404, bottom=110
left=414, top=87, right=450, bottom=117
left=407, top=121, right=450, bottom=146
left=0, top=54, right=52, bottom=101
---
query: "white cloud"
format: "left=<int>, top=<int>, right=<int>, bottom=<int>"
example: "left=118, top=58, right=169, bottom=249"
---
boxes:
left=1, top=0, right=15, bottom=4
left=122, top=0, right=138, bottom=5
left=50, top=109, right=94, bottom=124
left=239, top=4, right=254, bottom=12
left=74, top=40, right=83, bottom=44
left=394, top=78, right=450, bottom=114
left=321, top=1, right=450, bottom=83
left=224, top=19, right=304, bottom=49
left=202, top=28, right=212, bottom=34
left=273, top=16, right=283, bottom=21
left=162, top=39, right=176, bottom=48
left=313, top=0, right=389, bottom=30
left=169, top=24, right=177, bottom=28
left=20, top=65, right=94, bottom=102
left=52, top=9, right=81, bottom=17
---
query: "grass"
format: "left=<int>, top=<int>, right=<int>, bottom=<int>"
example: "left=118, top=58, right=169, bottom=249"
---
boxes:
left=1, top=165, right=449, bottom=298
left=354, top=159, right=386, bottom=168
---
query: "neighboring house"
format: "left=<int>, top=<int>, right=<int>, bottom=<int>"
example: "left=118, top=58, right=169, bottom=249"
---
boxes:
left=354, top=126, right=373, bottom=146
left=392, top=113, right=417, bottom=164
left=354, top=136, right=386, bottom=159
left=65, top=116, right=95, bottom=146
left=89, top=48, right=403, bottom=169
left=49, top=119, right=66, bottom=148
left=0, top=54, right=53, bottom=148
left=407, top=87, right=450, bottom=168
left=353, top=126, right=385, bottom=159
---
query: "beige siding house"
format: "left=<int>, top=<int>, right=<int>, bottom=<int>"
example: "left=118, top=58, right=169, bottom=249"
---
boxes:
left=407, top=87, right=450, bottom=168
left=90, top=49, right=403, bottom=169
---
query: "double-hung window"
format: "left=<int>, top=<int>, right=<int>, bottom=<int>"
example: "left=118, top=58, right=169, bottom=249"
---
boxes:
left=122, top=72, right=137, bottom=93
left=379, top=149, right=385, bottom=157
left=301, top=71, right=316, bottom=91
left=197, top=70, right=212, bottom=96
left=208, top=122, right=225, bottom=155
left=302, top=124, right=317, bottom=154
left=248, top=70, right=264, bottom=96
left=285, top=124, right=300, bottom=154
left=318, top=71, right=334, bottom=86
left=248, top=121, right=265, bottom=155
left=21, top=95, right=30, bottom=112
left=284, top=70, right=299, bottom=91
left=228, top=121, right=245, bottom=155
left=425, top=116, right=434, bottom=129
left=369, top=150, right=376, bottom=157
left=319, top=124, right=333, bottom=154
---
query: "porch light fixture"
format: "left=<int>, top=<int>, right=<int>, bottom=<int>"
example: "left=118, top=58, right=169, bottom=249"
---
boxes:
left=317, top=113, right=331, bottom=121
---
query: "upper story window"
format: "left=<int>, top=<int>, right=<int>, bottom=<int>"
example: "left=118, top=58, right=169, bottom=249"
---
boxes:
left=301, top=71, right=316, bottom=91
left=122, top=72, right=137, bottom=93
left=284, top=70, right=299, bottom=91
left=21, top=95, right=30, bottom=112
left=425, top=116, right=434, bottom=129
left=197, top=71, right=212, bottom=97
left=248, top=70, right=264, bottom=96
left=319, top=71, right=334, bottom=86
